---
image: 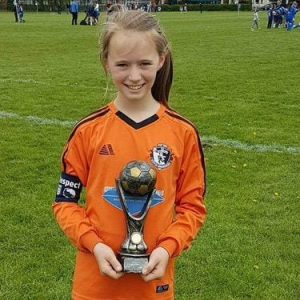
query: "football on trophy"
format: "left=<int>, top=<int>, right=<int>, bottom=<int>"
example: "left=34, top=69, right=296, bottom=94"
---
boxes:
left=120, top=161, right=157, bottom=196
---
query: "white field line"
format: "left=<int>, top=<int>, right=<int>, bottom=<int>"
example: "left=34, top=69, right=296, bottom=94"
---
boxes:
left=1, top=110, right=300, bottom=155
left=0, top=111, right=75, bottom=127
left=203, top=136, right=300, bottom=155
left=0, top=78, right=108, bottom=90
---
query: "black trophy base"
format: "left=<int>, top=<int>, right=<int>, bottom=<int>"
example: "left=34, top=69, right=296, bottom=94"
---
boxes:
left=118, top=253, right=149, bottom=273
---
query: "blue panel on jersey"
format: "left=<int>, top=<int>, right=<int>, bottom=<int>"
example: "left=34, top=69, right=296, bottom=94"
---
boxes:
left=103, top=188, right=164, bottom=215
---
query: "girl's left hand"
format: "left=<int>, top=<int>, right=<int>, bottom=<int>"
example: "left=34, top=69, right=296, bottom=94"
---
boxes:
left=141, top=247, right=169, bottom=282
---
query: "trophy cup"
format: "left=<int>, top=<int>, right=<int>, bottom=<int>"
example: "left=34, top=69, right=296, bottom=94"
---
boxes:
left=116, top=161, right=157, bottom=273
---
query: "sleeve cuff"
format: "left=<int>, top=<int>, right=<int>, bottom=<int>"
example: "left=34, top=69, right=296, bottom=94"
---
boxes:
left=80, top=231, right=103, bottom=253
left=157, top=238, right=179, bottom=258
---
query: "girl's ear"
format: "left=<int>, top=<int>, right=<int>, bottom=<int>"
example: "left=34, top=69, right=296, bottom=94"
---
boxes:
left=158, top=55, right=166, bottom=70
left=105, top=60, right=111, bottom=74
left=105, top=64, right=110, bottom=74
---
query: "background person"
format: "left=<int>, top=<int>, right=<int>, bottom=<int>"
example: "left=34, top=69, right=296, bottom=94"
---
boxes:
left=17, top=2, right=25, bottom=23
left=274, top=0, right=285, bottom=28
left=13, top=0, right=19, bottom=22
left=267, top=3, right=276, bottom=28
left=94, top=1, right=100, bottom=24
left=286, top=1, right=298, bottom=30
left=70, top=0, right=79, bottom=25
left=251, top=7, right=260, bottom=31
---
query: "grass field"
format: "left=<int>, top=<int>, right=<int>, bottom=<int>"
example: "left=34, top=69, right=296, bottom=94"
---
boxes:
left=0, top=10, right=300, bottom=299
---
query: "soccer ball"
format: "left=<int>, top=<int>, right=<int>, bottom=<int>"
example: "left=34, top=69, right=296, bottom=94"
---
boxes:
left=120, top=161, right=157, bottom=196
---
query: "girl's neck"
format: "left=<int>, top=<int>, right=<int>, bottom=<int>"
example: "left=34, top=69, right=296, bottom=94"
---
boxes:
left=113, top=96, right=160, bottom=123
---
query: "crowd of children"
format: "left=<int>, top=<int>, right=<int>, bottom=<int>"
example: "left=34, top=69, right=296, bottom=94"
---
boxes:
left=252, top=1, right=299, bottom=31
left=108, top=1, right=160, bottom=13
left=10, top=0, right=299, bottom=33
left=79, top=1, right=100, bottom=26
left=266, top=0, right=299, bottom=31
left=179, top=3, right=188, bottom=12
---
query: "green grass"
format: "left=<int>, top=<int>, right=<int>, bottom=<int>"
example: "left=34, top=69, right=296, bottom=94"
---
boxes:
left=0, top=11, right=300, bottom=299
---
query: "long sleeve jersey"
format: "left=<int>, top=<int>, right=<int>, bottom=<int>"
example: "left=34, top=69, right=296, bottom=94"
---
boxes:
left=70, top=1, right=79, bottom=13
left=53, top=102, right=206, bottom=300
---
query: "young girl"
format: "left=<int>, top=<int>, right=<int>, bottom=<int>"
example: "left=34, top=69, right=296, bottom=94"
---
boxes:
left=17, top=2, right=25, bottom=23
left=286, top=1, right=298, bottom=31
left=53, top=9, right=206, bottom=300
left=251, top=7, right=260, bottom=31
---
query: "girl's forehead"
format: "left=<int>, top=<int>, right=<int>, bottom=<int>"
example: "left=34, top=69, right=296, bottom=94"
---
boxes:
left=110, top=30, right=156, bottom=48
left=108, top=30, right=158, bottom=58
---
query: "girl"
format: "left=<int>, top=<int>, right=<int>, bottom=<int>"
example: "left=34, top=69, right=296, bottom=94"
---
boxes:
left=17, top=2, right=25, bottom=23
left=53, top=9, right=206, bottom=300
left=251, top=7, right=260, bottom=31
left=286, top=1, right=298, bottom=31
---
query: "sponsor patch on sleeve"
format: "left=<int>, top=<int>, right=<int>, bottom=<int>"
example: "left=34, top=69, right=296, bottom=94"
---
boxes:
left=156, top=284, right=169, bottom=293
left=55, top=172, right=83, bottom=203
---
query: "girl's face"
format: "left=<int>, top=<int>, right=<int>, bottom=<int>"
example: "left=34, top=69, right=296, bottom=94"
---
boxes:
left=106, top=30, right=165, bottom=104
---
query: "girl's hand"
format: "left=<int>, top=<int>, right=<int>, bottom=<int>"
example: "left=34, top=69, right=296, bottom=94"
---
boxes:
left=141, top=247, right=170, bottom=282
left=93, top=243, right=124, bottom=279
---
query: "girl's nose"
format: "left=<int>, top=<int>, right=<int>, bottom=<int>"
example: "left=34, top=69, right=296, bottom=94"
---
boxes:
left=128, top=66, right=141, bottom=81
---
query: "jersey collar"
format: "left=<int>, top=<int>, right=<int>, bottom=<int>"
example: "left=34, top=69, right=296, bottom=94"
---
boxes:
left=109, top=102, right=165, bottom=129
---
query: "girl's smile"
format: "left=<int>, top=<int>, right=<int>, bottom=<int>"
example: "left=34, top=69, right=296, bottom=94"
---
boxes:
left=126, top=84, right=144, bottom=90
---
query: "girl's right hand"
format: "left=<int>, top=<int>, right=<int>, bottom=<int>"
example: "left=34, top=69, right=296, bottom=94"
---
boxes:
left=93, top=243, right=124, bottom=279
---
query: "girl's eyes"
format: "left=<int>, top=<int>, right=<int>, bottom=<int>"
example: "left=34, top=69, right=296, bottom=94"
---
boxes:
left=115, top=62, right=153, bottom=68
left=141, top=62, right=152, bottom=66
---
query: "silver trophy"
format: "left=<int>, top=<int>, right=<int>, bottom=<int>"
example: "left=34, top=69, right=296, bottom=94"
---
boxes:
left=116, top=161, right=157, bottom=273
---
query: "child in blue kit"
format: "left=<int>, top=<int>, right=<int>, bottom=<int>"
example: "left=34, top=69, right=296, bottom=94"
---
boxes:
left=286, top=1, right=298, bottom=31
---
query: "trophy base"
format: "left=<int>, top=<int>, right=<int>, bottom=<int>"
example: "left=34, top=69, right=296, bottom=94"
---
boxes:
left=118, top=253, right=149, bottom=273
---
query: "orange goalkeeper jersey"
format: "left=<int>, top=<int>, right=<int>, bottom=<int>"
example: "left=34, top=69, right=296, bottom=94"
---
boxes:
left=53, top=102, right=206, bottom=300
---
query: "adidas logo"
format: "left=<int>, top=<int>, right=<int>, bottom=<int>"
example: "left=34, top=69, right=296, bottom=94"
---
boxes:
left=99, top=144, right=115, bottom=155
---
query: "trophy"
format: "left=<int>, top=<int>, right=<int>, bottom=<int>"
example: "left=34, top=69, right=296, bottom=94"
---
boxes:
left=116, top=160, right=157, bottom=273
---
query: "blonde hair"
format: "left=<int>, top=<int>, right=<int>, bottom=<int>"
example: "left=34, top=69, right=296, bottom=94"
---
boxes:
left=100, top=9, right=173, bottom=107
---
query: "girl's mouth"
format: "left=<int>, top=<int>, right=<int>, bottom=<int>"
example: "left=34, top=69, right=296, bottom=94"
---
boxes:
left=126, top=84, right=144, bottom=90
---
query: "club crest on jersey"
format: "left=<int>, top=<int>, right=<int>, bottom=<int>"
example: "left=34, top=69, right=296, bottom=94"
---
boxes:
left=150, top=144, right=173, bottom=169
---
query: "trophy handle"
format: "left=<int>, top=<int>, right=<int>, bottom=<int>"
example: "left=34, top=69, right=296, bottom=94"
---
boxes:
left=115, top=179, right=155, bottom=222
left=116, top=179, right=130, bottom=218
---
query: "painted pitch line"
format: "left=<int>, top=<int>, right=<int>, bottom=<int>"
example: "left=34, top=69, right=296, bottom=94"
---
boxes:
left=1, top=110, right=300, bottom=155
left=0, top=111, right=75, bottom=127
left=203, top=136, right=300, bottom=155
left=0, top=78, right=107, bottom=90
